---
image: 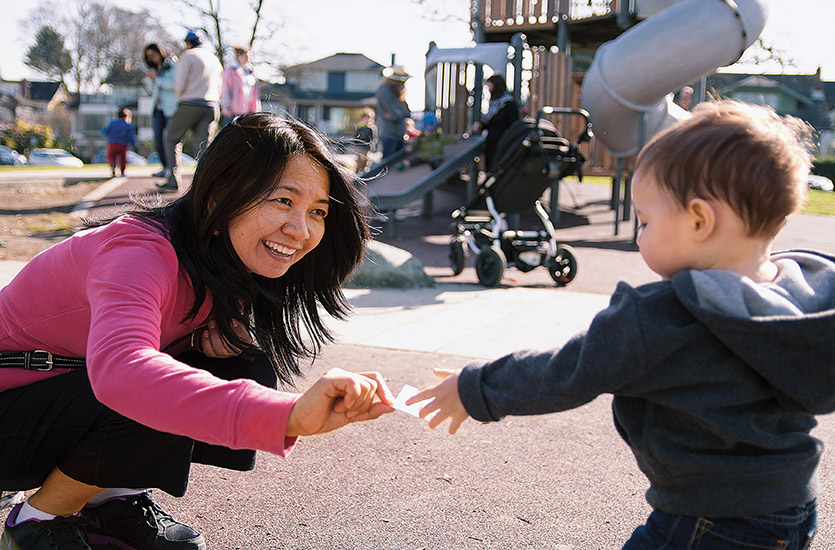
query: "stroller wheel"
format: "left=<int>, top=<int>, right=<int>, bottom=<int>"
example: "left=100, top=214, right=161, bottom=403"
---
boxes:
left=448, top=237, right=467, bottom=276
left=547, top=245, right=578, bottom=287
left=475, top=246, right=506, bottom=287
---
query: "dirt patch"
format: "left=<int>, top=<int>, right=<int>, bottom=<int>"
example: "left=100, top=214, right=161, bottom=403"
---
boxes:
left=0, top=177, right=110, bottom=261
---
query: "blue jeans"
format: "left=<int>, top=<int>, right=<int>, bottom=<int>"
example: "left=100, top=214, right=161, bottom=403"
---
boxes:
left=151, top=109, right=168, bottom=168
left=623, top=501, right=817, bottom=549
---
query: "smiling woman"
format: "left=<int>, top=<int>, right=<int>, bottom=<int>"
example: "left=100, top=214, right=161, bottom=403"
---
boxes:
left=228, top=155, right=330, bottom=279
left=0, top=113, right=394, bottom=550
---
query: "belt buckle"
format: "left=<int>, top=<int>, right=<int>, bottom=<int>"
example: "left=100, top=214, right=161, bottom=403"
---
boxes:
left=26, top=350, right=54, bottom=371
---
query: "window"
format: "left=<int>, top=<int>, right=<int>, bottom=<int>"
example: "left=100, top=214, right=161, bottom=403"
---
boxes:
left=731, top=91, right=780, bottom=110
left=345, top=72, right=379, bottom=93
left=298, top=72, right=326, bottom=92
left=82, top=114, right=109, bottom=132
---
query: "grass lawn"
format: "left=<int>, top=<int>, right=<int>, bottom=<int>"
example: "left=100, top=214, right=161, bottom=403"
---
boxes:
left=804, top=189, right=835, bottom=216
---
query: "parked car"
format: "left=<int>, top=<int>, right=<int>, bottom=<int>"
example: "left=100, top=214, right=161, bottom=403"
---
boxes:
left=0, top=145, right=26, bottom=165
left=27, top=148, right=84, bottom=168
left=92, top=149, right=148, bottom=165
left=808, top=174, right=834, bottom=192
left=147, top=151, right=197, bottom=166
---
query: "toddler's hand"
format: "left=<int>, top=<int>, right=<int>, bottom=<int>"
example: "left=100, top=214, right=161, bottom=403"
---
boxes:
left=407, top=368, right=469, bottom=434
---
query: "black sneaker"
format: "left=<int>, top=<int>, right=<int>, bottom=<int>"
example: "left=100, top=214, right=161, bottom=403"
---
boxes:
left=1, top=503, right=91, bottom=549
left=155, top=182, right=178, bottom=193
left=81, top=492, right=205, bottom=550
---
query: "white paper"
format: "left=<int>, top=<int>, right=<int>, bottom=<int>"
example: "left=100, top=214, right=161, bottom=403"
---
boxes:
left=393, top=384, right=427, bottom=417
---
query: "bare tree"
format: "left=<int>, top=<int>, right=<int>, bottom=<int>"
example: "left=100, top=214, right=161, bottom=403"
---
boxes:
left=178, top=0, right=226, bottom=64
left=24, top=1, right=173, bottom=93
left=411, top=0, right=470, bottom=24
left=248, top=0, right=265, bottom=49
left=738, top=37, right=797, bottom=72
left=176, top=0, right=280, bottom=66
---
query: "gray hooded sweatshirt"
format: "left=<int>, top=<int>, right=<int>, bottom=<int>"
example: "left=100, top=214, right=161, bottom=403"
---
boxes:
left=458, top=250, right=835, bottom=517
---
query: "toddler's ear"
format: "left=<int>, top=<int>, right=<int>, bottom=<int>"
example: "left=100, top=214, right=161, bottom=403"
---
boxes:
left=687, top=198, right=716, bottom=241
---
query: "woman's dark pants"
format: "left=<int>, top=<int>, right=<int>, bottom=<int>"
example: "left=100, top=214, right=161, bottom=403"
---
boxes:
left=0, top=351, right=277, bottom=497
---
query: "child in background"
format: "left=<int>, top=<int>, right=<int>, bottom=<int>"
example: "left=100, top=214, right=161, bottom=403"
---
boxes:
left=100, top=108, right=136, bottom=177
left=352, top=108, right=376, bottom=174
left=410, top=100, right=835, bottom=549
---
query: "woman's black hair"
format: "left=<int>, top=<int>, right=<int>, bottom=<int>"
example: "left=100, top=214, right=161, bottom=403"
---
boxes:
left=486, top=74, right=508, bottom=96
left=118, top=113, right=369, bottom=385
left=144, top=43, right=170, bottom=69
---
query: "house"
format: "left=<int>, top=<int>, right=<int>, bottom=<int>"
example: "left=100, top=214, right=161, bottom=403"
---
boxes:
left=0, top=78, right=68, bottom=129
left=263, top=52, right=385, bottom=136
left=697, top=69, right=835, bottom=155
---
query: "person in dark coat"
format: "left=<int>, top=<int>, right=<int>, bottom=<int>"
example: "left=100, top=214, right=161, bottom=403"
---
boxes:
left=471, top=74, right=519, bottom=171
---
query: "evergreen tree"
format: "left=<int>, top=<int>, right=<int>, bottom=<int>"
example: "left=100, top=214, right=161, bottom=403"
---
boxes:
left=25, top=26, right=72, bottom=84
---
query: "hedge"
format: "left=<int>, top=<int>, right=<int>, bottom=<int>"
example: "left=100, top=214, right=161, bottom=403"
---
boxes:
left=812, top=157, right=835, bottom=181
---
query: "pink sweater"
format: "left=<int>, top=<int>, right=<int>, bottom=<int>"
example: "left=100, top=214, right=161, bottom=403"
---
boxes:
left=221, top=64, right=260, bottom=116
left=0, top=217, right=297, bottom=456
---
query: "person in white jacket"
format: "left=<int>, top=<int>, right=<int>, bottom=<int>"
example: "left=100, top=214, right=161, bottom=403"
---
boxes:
left=159, top=30, right=223, bottom=192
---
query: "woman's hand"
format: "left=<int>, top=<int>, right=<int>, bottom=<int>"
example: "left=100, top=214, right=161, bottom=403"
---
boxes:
left=286, top=369, right=394, bottom=437
left=407, top=368, right=469, bottom=434
left=199, top=319, right=252, bottom=358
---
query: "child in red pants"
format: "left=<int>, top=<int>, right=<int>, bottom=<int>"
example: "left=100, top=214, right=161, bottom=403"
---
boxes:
left=100, top=108, right=136, bottom=176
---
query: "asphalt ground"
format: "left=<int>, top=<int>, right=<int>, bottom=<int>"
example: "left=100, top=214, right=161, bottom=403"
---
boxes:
left=2, top=168, right=835, bottom=548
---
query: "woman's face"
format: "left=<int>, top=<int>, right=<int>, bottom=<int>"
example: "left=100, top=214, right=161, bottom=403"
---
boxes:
left=228, top=155, right=331, bottom=278
left=145, top=49, right=162, bottom=67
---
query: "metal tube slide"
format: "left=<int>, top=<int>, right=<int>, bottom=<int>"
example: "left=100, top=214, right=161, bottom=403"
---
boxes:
left=581, top=0, right=769, bottom=157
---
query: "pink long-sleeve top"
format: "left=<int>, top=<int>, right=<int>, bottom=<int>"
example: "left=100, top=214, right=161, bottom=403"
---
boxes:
left=0, top=216, right=298, bottom=456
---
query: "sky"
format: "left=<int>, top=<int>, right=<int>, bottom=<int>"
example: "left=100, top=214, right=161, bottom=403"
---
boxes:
left=1, top=0, right=833, bottom=109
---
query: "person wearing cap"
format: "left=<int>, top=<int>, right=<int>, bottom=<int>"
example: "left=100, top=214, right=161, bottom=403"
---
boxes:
left=375, top=65, right=413, bottom=160
left=220, top=45, right=261, bottom=126
left=158, top=29, right=223, bottom=192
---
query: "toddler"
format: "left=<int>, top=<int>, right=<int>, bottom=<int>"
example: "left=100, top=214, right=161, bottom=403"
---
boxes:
left=410, top=100, right=835, bottom=549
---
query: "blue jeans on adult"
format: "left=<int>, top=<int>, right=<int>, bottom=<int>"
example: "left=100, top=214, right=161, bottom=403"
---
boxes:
left=380, top=136, right=405, bottom=161
left=623, top=502, right=817, bottom=549
left=151, top=109, right=168, bottom=168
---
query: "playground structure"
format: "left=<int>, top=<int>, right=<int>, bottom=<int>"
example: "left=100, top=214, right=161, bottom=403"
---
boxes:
left=365, top=0, right=769, bottom=235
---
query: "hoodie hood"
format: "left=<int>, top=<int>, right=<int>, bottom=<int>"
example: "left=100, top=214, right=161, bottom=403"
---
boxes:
left=672, top=250, right=835, bottom=414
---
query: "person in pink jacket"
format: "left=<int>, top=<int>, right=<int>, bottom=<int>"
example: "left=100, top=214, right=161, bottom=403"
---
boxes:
left=0, top=113, right=393, bottom=550
left=221, top=45, right=261, bottom=125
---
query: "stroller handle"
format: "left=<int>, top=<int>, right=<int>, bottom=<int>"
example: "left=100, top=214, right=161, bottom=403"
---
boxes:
left=535, top=107, right=594, bottom=144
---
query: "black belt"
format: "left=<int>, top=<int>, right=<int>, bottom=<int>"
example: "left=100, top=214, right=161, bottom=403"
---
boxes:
left=0, top=351, right=86, bottom=371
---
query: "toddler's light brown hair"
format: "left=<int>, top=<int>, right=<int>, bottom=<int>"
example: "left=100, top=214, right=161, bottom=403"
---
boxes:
left=636, top=99, right=814, bottom=238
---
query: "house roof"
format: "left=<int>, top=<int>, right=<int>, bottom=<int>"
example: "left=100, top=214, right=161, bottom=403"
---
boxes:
left=27, top=81, right=62, bottom=102
left=705, top=72, right=833, bottom=131
left=285, top=53, right=385, bottom=74
left=0, top=79, right=63, bottom=102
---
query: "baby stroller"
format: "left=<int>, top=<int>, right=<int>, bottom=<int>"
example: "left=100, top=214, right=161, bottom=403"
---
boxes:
left=449, top=107, right=592, bottom=287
